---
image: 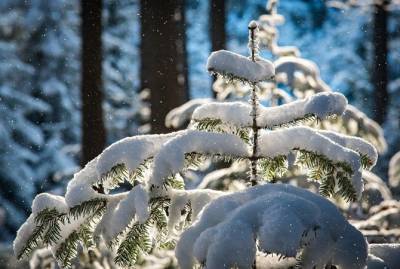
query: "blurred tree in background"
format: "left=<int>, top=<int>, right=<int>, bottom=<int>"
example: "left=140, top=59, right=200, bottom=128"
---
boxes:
left=140, top=0, right=189, bottom=134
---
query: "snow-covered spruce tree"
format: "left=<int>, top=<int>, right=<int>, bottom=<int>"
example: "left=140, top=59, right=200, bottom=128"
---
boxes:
left=14, top=22, right=377, bottom=269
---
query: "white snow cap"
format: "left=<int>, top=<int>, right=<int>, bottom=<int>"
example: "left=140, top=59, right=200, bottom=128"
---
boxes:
left=248, top=20, right=258, bottom=29
left=258, top=126, right=363, bottom=197
left=176, top=184, right=367, bottom=269
left=149, top=130, right=249, bottom=186
left=207, top=50, right=274, bottom=83
left=192, top=92, right=347, bottom=128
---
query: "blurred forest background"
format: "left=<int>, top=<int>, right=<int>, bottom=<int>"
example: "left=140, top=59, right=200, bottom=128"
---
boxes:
left=0, top=0, right=399, bottom=247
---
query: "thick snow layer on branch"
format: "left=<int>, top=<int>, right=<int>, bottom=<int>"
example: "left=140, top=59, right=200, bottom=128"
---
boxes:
left=260, top=92, right=346, bottom=127
left=96, top=132, right=184, bottom=177
left=14, top=194, right=68, bottom=257
left=207, top=50, right=274, bottom=83
left=175, top=184, right=367, bottom=269
left=192, top=101, right=251, bottom=126
left=102, top=184, right=149, bottom=242
left=65, top=132, right=183, bottom=207
left=258, top=126, right=363, bottom=196
left=318, top=130, right=378, bottom=167
left=192, top=92, right=347, bottom=128
left=65, top=158, right=105, bottom=208
left=165, top=99, right=212, bottom=129
left=149, top=130, right=249, bottom=186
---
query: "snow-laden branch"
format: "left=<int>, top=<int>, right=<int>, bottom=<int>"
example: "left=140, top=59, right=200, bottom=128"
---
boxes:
left=207, top=50, right=274, bottom=83
left=343, top=105, right=387, bottom=153
left=318, top=129, right=378, bottom=167
left=176, top=184, right=367, bottom=269
left=258, top=126, right=364, bottom=197
left=274, top=56, right=330, bottom=92
left=149, top=130, right=250, bottom=187
left=14, top=194, right=68, bottom=259
left=192, top=92, right=347, bottom=128
left=65, top=132, right=183, bottom=207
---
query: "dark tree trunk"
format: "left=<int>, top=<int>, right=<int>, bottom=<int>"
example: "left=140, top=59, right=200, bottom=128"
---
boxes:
left=210, top=0, right=226, bottom=97
left=140, top=0, right=189, bottom=134
left=80, top=0, right=106, bottom=166
left=372, top=1, right=389, bottom=125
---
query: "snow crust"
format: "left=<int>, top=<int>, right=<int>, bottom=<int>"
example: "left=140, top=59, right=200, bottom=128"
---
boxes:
left=149, top=130, right=249, bottom=186
left=258, top=126, right=363, bottom=196
left=207, top=50, right=274, bottom=83
left=192, top=92, right=347, bottom=128
left=176, top=184, right=367, bottom=269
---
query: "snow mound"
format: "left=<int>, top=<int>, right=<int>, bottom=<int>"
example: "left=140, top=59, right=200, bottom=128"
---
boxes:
left=176, top=184, right=367, bottom=269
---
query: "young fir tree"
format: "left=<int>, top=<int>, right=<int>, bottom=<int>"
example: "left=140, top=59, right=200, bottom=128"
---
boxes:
left=14, top=22, right=380, bottom=269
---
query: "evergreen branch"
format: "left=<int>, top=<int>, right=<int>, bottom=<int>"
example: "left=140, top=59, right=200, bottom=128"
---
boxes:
left=164, top=175, right=185, bottom=190
left=16, top=223, right=46, bottom=260
left=69, top=198, right=107, bottom=220
left=360, top=153, right=373, bottom=169
left=210, top=71, right=274, bottom=84
left=295, top=149, right=357, bottom=201
left=99, top=160, right=152, bottom=190
left=100, top=163, right=129, bottom=189
left=258, top=156, right=288, bottom=182
left=270, top=113, right=317, bottom=129
left=38, top=209, right=68, bottom=246
left=114, top=221, right=152, bottom=267
left=54, top=199, right=107, bottom=268
left=17, top=208, right=68, bottom=259
left=336, top=171, right=357, bottom=202
left=319, top=175, right=336, bottom=197
left=193, top=118, right=251, bottom=143
left=114, top=197, right=170, bottom=267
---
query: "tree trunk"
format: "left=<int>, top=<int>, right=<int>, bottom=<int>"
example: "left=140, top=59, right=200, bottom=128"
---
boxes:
left=372, top=1, right=389, bottom=125
left=140, top=0, right=189, bottom=134
left=80, top=0, right=106, bottom=166
left=210, top=0, right=226, bottom=97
